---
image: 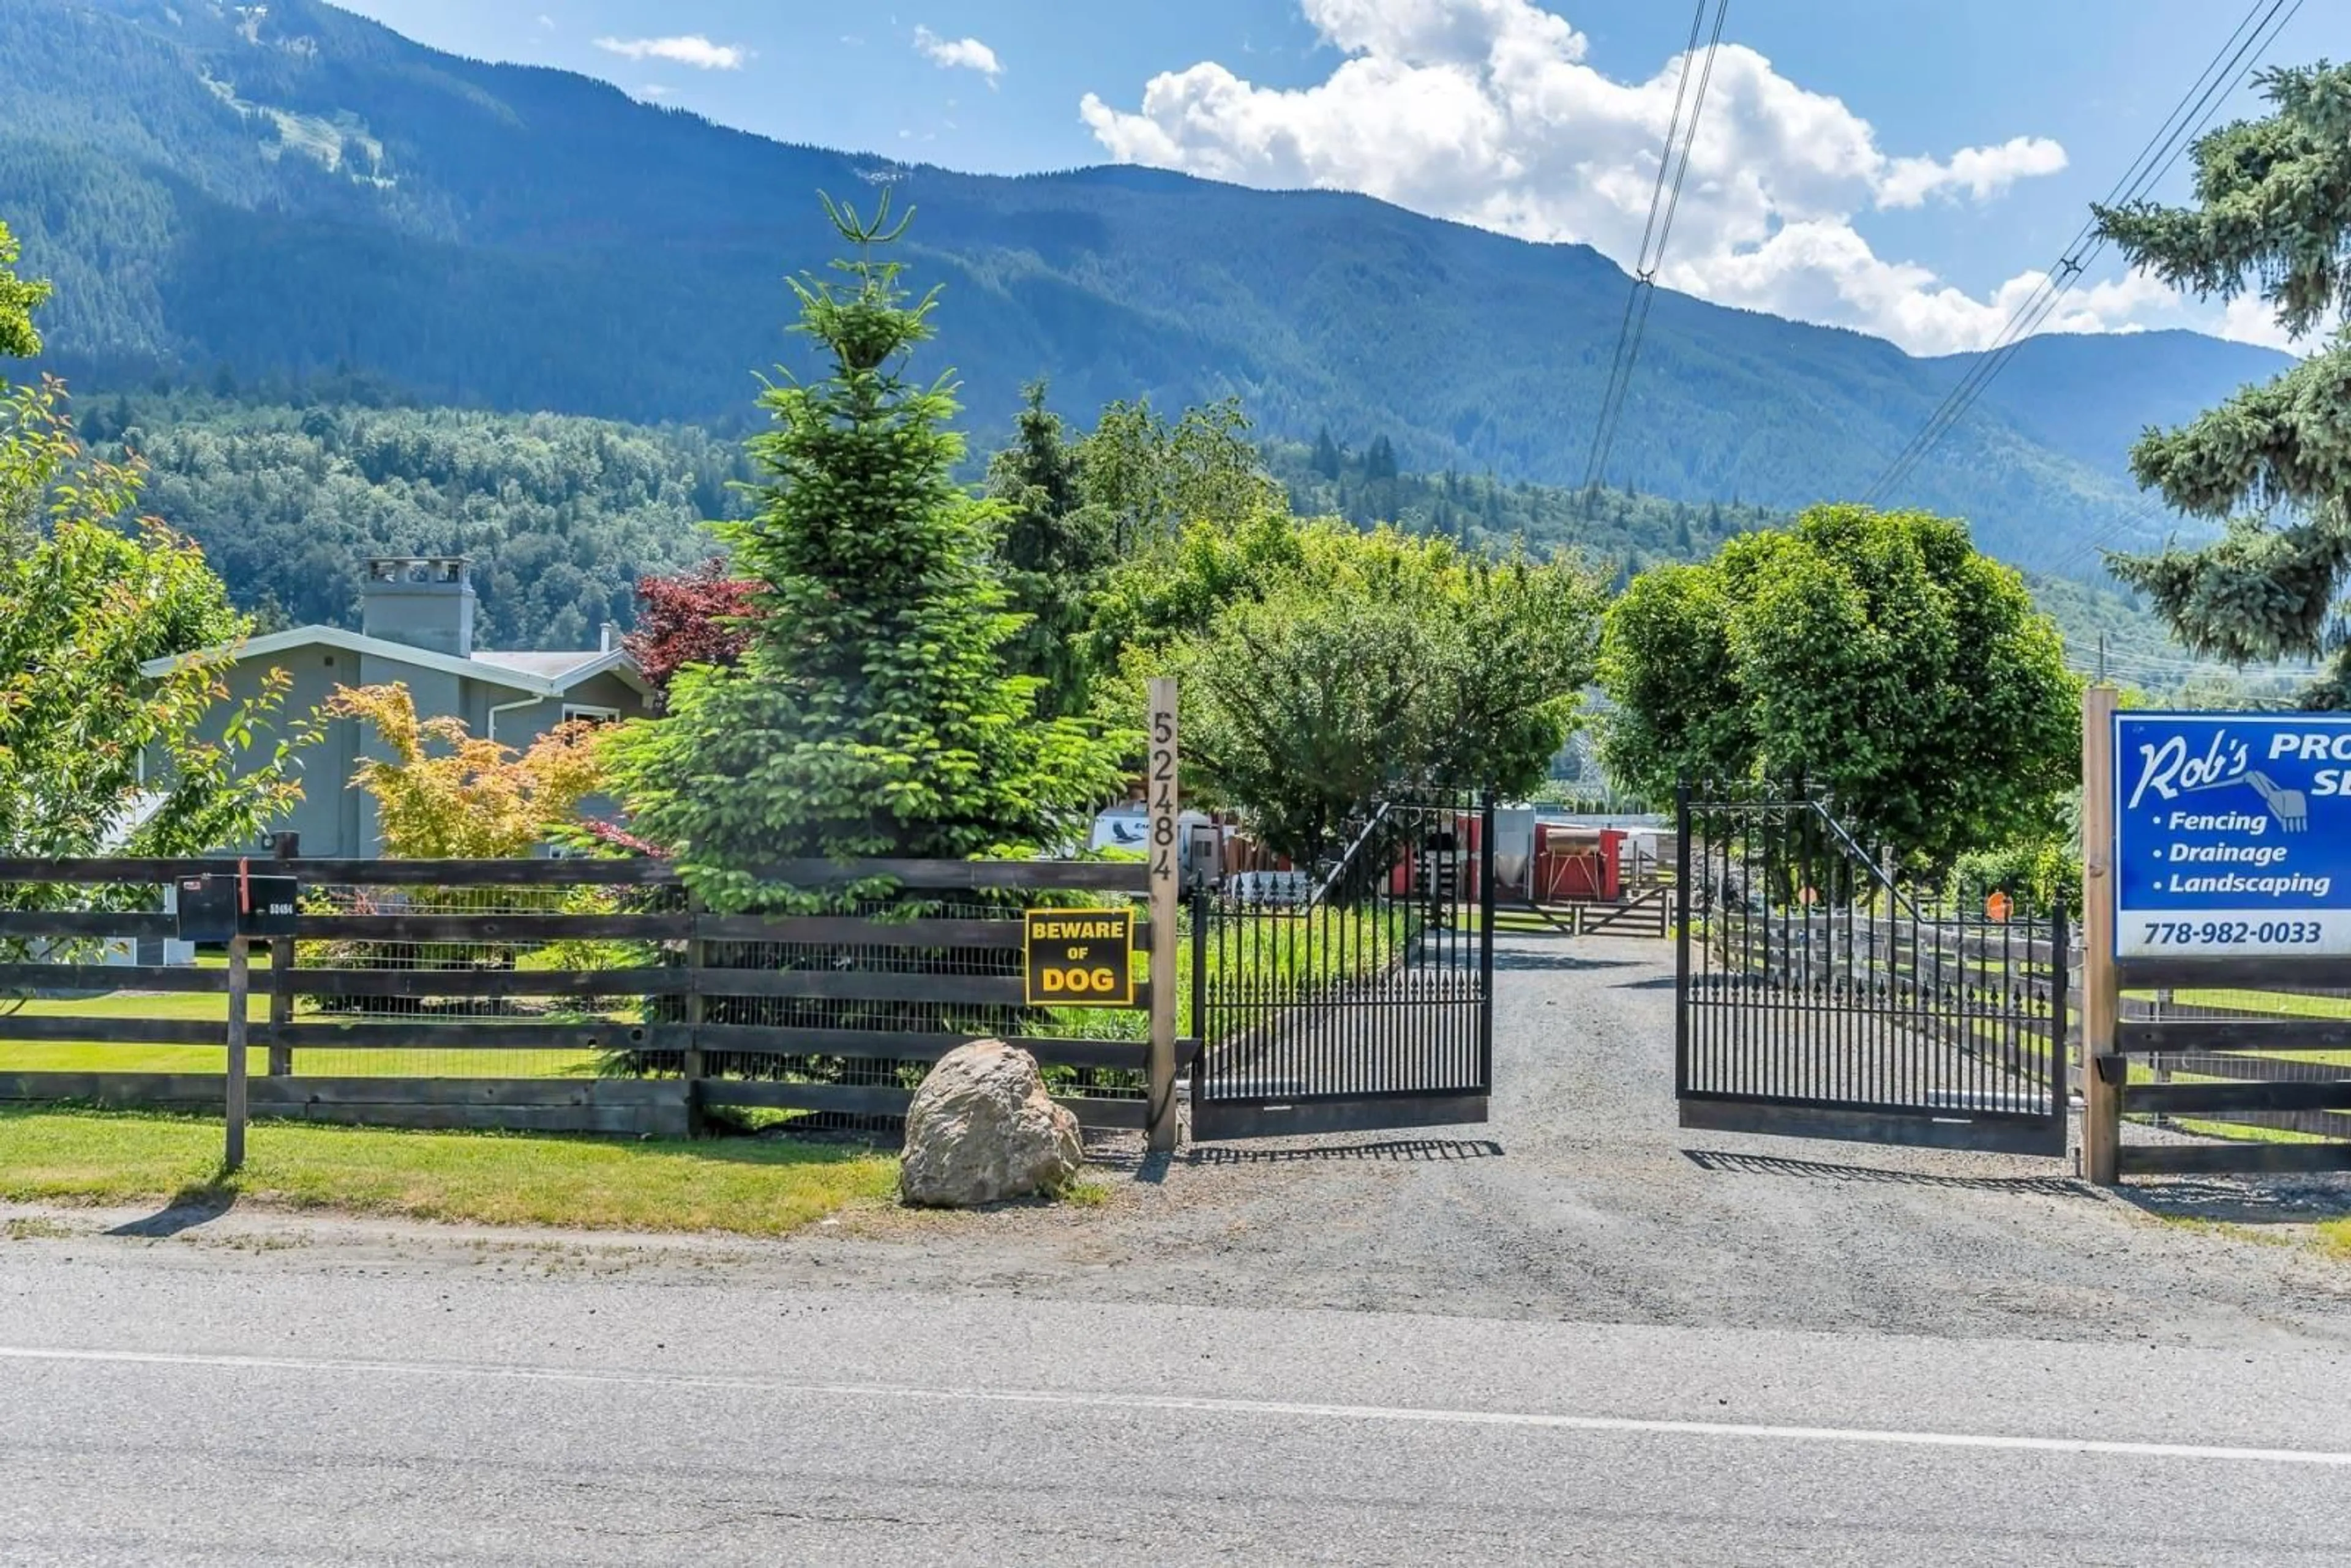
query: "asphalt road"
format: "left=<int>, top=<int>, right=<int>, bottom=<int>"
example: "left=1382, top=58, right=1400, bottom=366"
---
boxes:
left=13, top=932, right=2351, bottom=1562
left=7, top=1236, right=2351, bottom=1565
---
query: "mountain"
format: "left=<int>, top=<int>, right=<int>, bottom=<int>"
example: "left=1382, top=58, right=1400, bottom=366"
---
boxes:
left=0, top=0, right=2295, bottom=574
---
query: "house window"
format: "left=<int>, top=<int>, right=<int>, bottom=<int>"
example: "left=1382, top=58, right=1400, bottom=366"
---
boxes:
left=561, top=705, right=623, bottom=727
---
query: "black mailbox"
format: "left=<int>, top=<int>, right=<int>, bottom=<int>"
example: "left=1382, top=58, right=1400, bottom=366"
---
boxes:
left=175, top=872, right=300, bottom=941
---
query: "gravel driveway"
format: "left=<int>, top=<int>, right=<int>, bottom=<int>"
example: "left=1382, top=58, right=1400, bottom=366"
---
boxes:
left=19, top=932, right=2351, bottom=1349
left=780, top=931, right=2351, bottom=1346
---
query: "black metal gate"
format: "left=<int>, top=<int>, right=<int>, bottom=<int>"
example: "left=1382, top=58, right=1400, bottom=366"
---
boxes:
left=1190, top=795, right=1494, bottom=1139
left=1674, top=787, right=2068, bottom=1156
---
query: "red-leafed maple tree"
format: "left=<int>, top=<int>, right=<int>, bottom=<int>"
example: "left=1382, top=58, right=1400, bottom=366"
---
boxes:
left=623, top=557, right=760, bottom=710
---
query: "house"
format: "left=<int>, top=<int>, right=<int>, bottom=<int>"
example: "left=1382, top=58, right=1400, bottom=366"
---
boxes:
left=139, top=556, right=654, bottom=858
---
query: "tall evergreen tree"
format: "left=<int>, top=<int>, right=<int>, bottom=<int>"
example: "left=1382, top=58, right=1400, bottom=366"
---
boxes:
left=606, top=196, right=1122, bottom=909
left=1310, top=424, right=1342, bottom=480
left=985, top=381, right=1114, bottom=721
left=2093, top=62, right=2351, bottom=708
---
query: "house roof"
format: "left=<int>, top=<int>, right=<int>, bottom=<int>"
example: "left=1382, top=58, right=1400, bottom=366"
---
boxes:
left=470, top=650, right=606, bottom=680
left=138, top=626, right=651, bottom=700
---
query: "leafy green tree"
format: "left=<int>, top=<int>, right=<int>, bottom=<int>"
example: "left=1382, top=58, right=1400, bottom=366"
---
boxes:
left=1080, top=397, right=1285, bottom=554
left=1177, top=581, right=1433, bottom=864
left=1168, top=523, right=1600, bottom=864
left=0, top=379, right=311, bottom=966
left=0, top=219, right=48, bottom=361
left=1086, top=508, right=1310, bottom=680
left=2092, top=62, right=2351, bottom=708
left=1599, top=504, right=2079, bottom=865
left=984, top=382, right=1114, bottom=721
left=604, top=195, right=1122, bottom=909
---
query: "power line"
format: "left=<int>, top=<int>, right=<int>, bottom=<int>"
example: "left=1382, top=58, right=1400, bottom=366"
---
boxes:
left=2041, top=496, right=2173, bottom=579
left=1864, top=0, right=2296, bottom=505
left=1864, top=0, right=2295, bottom=507
left=1583, top=0, right=1729, bottom=493
left=1859, top=0, right=2303, bottom=506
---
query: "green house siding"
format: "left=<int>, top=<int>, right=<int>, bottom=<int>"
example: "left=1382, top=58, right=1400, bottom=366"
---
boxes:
left=148, top=642, right=651, bottom=858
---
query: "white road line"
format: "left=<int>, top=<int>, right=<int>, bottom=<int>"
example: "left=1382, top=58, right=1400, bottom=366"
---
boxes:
left=1, top=1343, right=2342, bottom=1468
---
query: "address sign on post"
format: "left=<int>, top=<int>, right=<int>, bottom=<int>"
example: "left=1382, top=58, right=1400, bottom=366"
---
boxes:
left=2115, top=711, right=2351, bottom=958
left=1023, top=908, right=1136, bottom=1007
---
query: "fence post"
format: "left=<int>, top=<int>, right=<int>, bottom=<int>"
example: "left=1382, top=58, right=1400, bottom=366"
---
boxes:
left=2080, top=685, right=2122, bottom=1185
left=2050, top=898, right=2071, bottom=1143
left=266, top=831, right=296, bottom=1078
left=225, top=932, right=250, bottom=1174
left=1674, top=781, right=1692, bottom=1096
left=683, top=890, right=707, bottom=1137
left=2150, top=987, right=2173, bottom=1128
left=1478, top=792, right=1496, bottom=1091
left=1146, top=677, right=1180, bottom=1153
left=1189, top=885, right=1209, bottom=1111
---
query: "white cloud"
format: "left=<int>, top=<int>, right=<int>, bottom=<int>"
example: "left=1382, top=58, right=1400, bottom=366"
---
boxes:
left=1878, top=136, right=2068, bottom=209
left=593, top=34, right=748, bottom=70
left=2214, top=291, right=2308, bottom=354
left=914, top=25, right=1002, bottom=84
left=536, top=13, right=555, bottom=31
left=1077, top=0, right=2135, bottom=354
left=639, top=83, right=673, bottom=100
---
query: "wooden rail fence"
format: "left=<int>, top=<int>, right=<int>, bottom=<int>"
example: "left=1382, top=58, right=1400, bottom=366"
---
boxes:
left=0, top=847, right=1174, bottom=1139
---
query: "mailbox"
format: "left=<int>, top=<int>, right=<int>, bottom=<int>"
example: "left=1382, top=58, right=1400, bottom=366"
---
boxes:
left=174, top=872, right=300, bottom=941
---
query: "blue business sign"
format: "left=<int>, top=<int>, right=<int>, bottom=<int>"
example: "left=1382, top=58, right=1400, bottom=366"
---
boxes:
left=2115, top=711, right=2351, bottom=958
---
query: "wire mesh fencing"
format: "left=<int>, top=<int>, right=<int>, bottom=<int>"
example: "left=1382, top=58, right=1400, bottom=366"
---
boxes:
left=285, top=878, right=688, bottom=1080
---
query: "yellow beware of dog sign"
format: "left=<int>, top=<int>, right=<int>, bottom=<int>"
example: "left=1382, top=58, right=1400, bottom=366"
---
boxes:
left=1023, top=908, right=1136, bottom=1008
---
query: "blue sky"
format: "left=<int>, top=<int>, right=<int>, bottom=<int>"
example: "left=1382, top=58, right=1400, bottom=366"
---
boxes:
left=334, top=0, right=2319, bottom=355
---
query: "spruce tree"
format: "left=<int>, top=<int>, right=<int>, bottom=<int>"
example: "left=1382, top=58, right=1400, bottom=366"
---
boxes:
left=985, top=381, right=1114, bottom=721
left=1310, top=425, right=1342, bottom=480
left=606, top=195, right=1122, bottom=909
left=2093, top=62, right=2351, bottom=707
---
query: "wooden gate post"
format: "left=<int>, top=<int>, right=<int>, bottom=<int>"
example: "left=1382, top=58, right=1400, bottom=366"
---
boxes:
left=683, top=890, right=707, bottom=1138
left=1146, top=677, right=1180, bottom=1153
left=225, top=932, right=250, bottom=1174
left=266, top=831, right=296, bottom=1078
left=2080, top=685, right=2122, bottom=1185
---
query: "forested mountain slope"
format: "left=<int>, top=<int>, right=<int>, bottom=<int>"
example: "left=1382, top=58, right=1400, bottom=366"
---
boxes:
left=67, top=383, right=2226, bottom=694
left=74, top=387, right=744, bottom=650
left=0, top=0, right=2292, bottom=574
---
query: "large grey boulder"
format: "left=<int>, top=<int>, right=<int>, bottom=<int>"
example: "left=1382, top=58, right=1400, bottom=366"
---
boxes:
left=899, top=1039, right=1084, bottom=1207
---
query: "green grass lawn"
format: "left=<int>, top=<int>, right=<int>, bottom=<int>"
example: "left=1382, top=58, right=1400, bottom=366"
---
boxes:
left=2173, top=988, right=2351, bottom=1021
left=0, top=991, right=608, bottom=1078
left=0, top=1106, right=899, bottom=1236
